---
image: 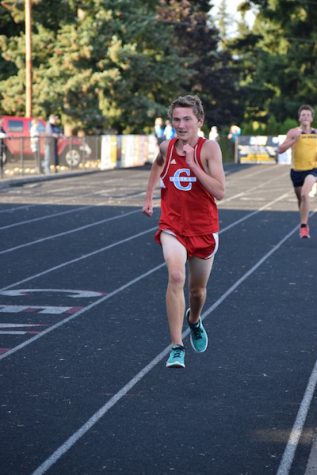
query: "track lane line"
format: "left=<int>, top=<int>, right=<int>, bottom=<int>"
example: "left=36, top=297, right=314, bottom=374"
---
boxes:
left=0, top=189, right=290, bottom=292
left=0, top=262, right=165, bottom=362
left=31, top=220, right=301, bottom=475
left=0, top=225, right=157, bottom=291
left=275, top=208, right=317, bottom=475
left=0, top=208, right=141, bottom=255
left=0, top=191, right=293, bottom=361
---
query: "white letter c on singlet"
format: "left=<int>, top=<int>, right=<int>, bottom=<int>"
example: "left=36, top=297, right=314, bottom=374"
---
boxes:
left=169, top=168, right=196, bottom=191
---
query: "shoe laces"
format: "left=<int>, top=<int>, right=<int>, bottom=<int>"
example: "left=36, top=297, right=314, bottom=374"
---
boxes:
left=191, top=322, right=203, bottom=340
left=172, top=346, right=184, bottom=358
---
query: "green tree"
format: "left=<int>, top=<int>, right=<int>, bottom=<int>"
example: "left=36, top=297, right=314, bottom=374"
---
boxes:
left=0, top=0, right=245, bottom=134
left=234, top=0, right=317, bottom=126
left=0, top=0, right=190, bottom=133
left=157, top=0, right=241, bottom=130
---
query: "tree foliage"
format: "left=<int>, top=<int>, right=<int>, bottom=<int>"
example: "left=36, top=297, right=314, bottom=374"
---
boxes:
left=0, top=0, right=238, bottom=133
left=0, top=0, right=190, bottom=132
left=156, top=0, right=241, bottom=130
left=1, top=0, right=316, bottom=134
left=233, top=0, right=317, bottom=130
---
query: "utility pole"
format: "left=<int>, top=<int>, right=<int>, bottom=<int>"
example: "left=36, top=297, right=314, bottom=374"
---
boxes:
left=25, top=0, right=32, bottom=117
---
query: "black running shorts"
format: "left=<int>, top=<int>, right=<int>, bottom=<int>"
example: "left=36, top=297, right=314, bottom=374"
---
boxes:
left=290, top=168, right=317, bottom=188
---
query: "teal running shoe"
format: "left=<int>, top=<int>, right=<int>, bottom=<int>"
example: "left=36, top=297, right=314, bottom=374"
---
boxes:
left=166, top=345, right=185, bottom=368
left=186, top=308, right=208, bottom=353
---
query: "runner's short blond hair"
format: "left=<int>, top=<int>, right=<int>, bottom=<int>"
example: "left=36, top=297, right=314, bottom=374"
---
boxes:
left=168, top=95, right=205, bottom=122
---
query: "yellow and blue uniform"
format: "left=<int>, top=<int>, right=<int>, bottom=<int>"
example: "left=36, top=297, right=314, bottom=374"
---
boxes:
left=291, top=130, right=317, bottom=187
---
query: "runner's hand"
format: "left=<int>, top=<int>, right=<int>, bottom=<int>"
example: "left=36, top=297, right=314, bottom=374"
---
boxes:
left=183, top=144, right=195, bottom=168
left=143, top=200, right=153, bottom=216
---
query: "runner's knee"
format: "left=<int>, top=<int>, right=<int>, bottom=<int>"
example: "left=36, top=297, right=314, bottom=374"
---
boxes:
left=189, top=286, right=206, bottom=301
left=168, top=269, right=186, bottom=287
left=301, top=190, right=310, bottom=201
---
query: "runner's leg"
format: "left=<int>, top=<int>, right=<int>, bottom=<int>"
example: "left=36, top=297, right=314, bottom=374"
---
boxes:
left=160, top=232, right=187, bottom=346
left=300, top=175, right=316, bottom=224
left=294, top=186, right=302, bottom=210
left=187, top=256, right=214, bottom=324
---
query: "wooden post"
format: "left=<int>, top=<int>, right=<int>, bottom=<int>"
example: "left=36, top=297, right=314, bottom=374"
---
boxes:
left=25, top=0, right=32, bottom=117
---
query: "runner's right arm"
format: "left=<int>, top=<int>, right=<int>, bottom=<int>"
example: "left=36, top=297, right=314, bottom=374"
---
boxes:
left=142, top=142, right=167, bottom=217
left=278, top=128, right=301, bottom=153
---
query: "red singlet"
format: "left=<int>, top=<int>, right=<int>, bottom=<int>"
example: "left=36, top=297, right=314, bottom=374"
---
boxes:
left=158, top=137, right=219, bottom=236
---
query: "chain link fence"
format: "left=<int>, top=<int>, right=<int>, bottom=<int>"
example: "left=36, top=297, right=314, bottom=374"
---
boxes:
left=0, top=135, right=158, bottom=179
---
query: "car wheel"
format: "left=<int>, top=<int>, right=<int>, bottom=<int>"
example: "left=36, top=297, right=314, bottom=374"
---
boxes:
left=63, top=148, right=81, bottom=168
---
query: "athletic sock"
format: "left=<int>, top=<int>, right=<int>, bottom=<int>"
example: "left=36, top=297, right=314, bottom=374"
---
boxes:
left=300, top=224, right=307, bottom=228
left=189, top=320, right=200, bottom=327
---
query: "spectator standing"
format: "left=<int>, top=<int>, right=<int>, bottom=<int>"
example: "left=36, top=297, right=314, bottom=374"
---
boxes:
left=154, top=117, right=164, bottom=145
left=227, top=124, right=241, bottom=142
left=30, top=118, right=41, bottom=172
left=209, top=126, right=219, bottom=142
left=43, top=114, right=61, bottom=174
left=227, top=124, right=241, bottom=161
left=163, top=119, right=176, bottom=140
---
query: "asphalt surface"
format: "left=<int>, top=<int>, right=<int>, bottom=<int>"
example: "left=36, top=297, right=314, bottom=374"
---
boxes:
left=0, top=164, right=317, bottom=475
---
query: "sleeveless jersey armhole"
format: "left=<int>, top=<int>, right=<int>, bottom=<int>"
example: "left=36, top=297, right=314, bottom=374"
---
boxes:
left=194, top=137, right=207, bottom=169
left=161, top=138, right=177, bottom=181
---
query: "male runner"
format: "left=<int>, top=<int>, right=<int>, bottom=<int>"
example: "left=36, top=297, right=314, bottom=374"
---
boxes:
left=278, top=104, right=317, bottom=238
left=143, top=95, right=225, bottom=368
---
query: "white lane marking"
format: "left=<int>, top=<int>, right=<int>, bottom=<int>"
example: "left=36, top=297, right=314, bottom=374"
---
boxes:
left=0, top=188, right=289, bottom=293
left=0, top=205, right=33, bottom=214
left=231, top=165, right=286, bottom=179
left=0, top=181, right=142, bottom=229
left=0, top=174, right=149, bottom=219
left=0, top=263, right=165, bottom=362
left=220, top=191, right=246, bottom=204
left=0, top=331, right=34, bottom=335
left=0, top=209, right=141, bottom=255
left=31, top=221, right=300, bottom=475
left=277, top=360, right=317, bottom=475
left=0, top=189, right=101, bottom=223
left=0, top=192, right=290, bottom=359
left=34, top=306, right=75, bottom=315
left=0, top=167, right=286, bottom=233
left=0, top=305, right=75, bottom=314
left=276, top=207, right=317, bottom=475
left=219, top=170, right=288, bottom=205
left=0, top=305, right=29, bottom=313
left=0, top=323, right=42, bottom=328
left=0, top=205, right=92, bottom=230
left=3, top=167, right=306, bottom=472
left=0, top=226, right=157, bottom=292
left=221, top=193, right=290, bottom=233
left=0, top=187, right=286, bottom=354
left=0, top=289, right=104, bottom=298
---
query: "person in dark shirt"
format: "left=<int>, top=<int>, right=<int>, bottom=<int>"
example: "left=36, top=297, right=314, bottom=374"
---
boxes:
left=43, top=114, right=61, bottom=174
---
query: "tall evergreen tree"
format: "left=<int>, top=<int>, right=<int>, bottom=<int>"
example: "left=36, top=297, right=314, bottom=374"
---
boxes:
left=234, top=0, right=317, bottom=126
left=157, top=0, right=241, bottom=129
left=0, top=0, right=189, bottom=133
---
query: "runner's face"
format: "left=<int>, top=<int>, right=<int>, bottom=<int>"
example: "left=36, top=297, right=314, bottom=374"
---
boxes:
left=172, top=107, right=202, bottom=142
left=299, top=110, right=313, bottom=127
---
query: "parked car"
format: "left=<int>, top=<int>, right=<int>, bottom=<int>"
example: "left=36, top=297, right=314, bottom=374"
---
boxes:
left=0, top=115, right=91, bottom=168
